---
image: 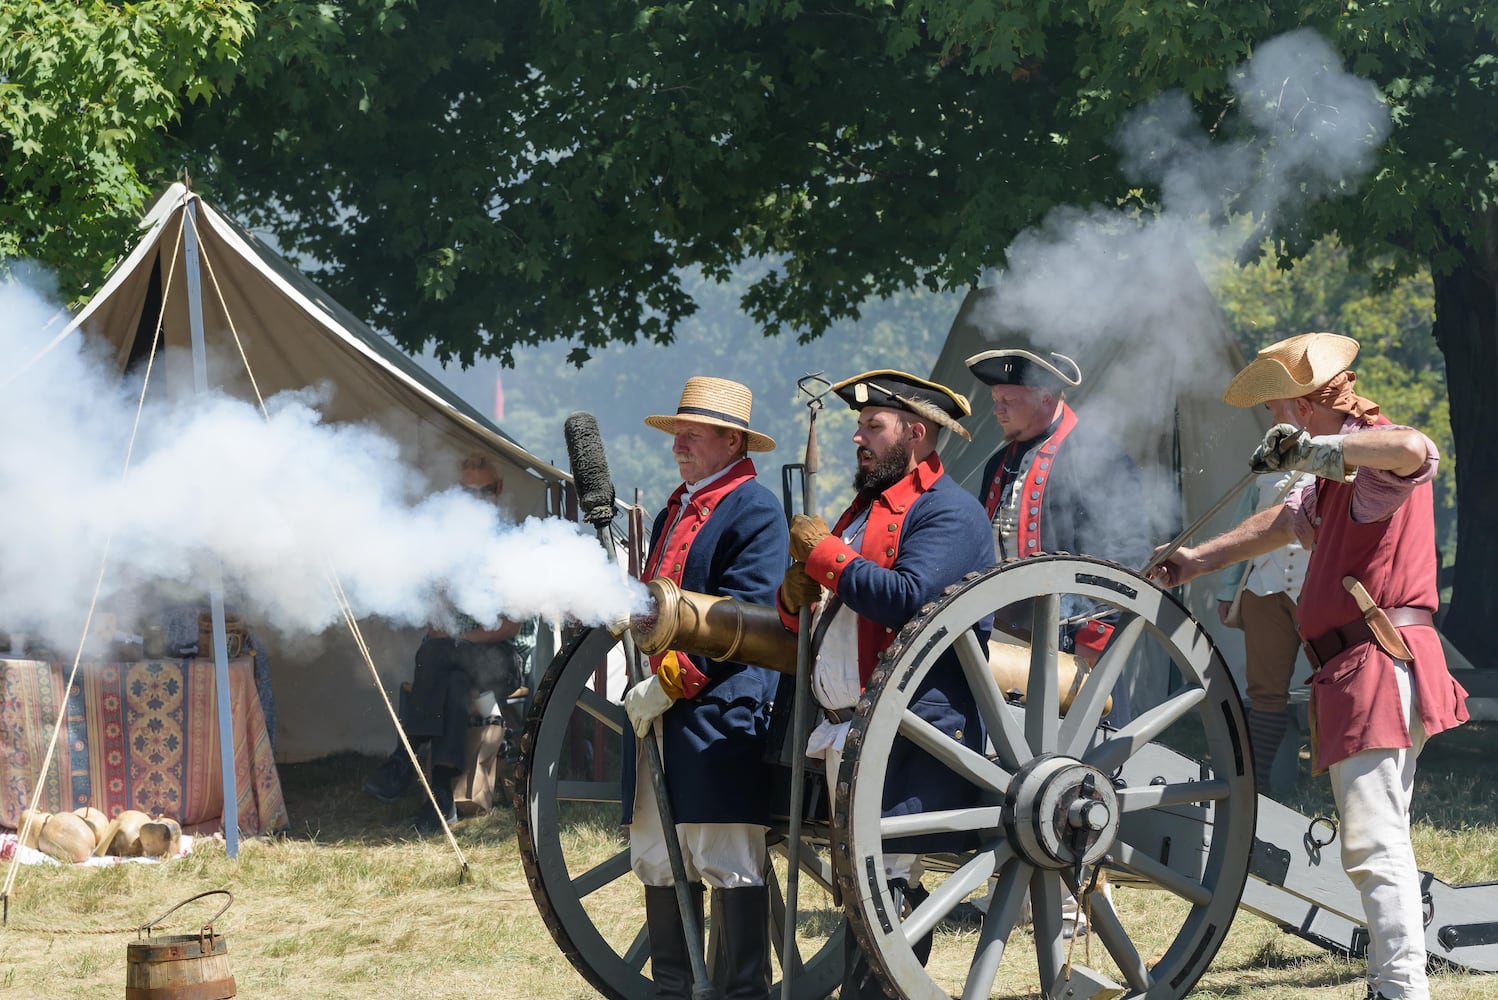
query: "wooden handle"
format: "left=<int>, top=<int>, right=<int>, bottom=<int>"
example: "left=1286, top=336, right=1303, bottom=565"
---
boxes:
left=1343, top=575, right=1377, bottom=614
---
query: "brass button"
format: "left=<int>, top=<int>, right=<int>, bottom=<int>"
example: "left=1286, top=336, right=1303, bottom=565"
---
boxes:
left=836, top=554, right=846, bottom=563
left=673, top=563, right=682, bottom=571
left=825, top=572, right=835, bottom=581
left=885, top=548, right=895, bottom=557
left=954, top=729, right=963, bottom=741
left=887, top=523, right=897, bottom=532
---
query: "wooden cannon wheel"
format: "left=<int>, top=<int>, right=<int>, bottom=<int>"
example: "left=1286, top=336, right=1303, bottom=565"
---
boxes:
left=834, top=555, right=1256, bottom=1000
left=514, top=625, right=847, bottom=1000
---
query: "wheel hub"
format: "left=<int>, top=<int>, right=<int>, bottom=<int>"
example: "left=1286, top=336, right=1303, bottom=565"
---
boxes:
left=1004, top=754, right=1120, bottom=869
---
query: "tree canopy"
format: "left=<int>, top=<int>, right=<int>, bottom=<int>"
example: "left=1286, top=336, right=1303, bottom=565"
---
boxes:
left=0, top=0, right=257, bottom=292
left=5, top=0, right=1496, bottom=655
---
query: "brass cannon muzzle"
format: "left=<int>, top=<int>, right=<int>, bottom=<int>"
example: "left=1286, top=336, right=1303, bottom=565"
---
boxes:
left=630, top=577, right=798, bottom=675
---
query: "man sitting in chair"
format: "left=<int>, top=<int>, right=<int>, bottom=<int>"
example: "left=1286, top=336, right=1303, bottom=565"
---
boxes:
left=363, top=453, right=532, bottom=833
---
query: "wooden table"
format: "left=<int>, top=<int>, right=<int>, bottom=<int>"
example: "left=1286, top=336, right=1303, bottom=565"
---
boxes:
left=0, top=655, right=287, bottom=835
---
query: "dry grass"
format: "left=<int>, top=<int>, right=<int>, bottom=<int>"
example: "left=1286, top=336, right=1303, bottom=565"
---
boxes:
left=2, top=723, right=1496, bottom=998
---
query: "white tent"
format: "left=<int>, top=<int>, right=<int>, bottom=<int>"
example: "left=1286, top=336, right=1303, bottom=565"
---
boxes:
left=62, top=183, right=572, bottom=763
left=929, top=277, right=1274, bottom=705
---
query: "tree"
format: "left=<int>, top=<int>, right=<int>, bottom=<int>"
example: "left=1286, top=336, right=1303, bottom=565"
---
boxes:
left=10, top=2, right=1494, bottom=656
left=0, top=0, right=258, bottom=297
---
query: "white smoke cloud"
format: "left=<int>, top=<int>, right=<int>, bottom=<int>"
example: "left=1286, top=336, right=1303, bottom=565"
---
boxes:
left=968, top=28, right=1392, bottom=543
left=0, top=276, right=645, bottom=652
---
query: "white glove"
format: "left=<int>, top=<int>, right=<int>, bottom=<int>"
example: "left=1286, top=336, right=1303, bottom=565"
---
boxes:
left=1250, top=423, right=1349, bottom=482
left=623, top=675, right=674, bottom=739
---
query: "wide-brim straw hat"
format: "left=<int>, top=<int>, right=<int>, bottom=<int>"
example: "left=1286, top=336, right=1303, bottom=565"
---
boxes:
left=644, top=376, right=776, bottom=451
left=1222, top=332, right=1360, bottom=408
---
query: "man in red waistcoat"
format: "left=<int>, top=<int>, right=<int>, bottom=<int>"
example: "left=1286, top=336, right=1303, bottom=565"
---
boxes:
left=778, top=370, right=994, bottom=1000
left=622, top=376, right=788, bottom=1000
left=964, top=349, right=1150, bottom=703
left=1150, top=332, right=1468, bottom=1000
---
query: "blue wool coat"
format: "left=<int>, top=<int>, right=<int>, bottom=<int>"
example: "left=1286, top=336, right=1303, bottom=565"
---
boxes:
left=802, top=455, right=995, bottom=851
left=621, top=470, right=787, bottom=826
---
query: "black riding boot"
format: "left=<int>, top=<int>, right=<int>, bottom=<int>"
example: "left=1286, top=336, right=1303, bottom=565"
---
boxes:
left=645, top=883, right=706, bottom=1000
left=717, top=886, right=771, bottom=1000
left=842, top=879, right=932, bottom=1000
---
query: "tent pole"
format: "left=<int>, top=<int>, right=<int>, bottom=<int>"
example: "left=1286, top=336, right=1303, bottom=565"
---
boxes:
left=184, top=196, right=242, bottom=859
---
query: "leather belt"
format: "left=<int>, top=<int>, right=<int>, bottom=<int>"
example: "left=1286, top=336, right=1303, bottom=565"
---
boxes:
left=822, top=706, right=855, bottom=725
left=1304, top=606, right=1433, bottom=669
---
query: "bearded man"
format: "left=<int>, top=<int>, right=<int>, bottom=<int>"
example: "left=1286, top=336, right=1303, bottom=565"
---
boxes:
left=777, top=370, right=994, bottom=1000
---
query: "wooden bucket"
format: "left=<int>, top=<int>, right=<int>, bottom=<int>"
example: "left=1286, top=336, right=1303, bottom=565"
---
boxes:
left=126, top=890, right=236, bottom=1000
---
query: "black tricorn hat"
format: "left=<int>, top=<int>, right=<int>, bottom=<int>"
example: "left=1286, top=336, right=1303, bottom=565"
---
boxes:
left=965, top=349, right=1083, bottom=390
left=831, top=370, right=972, bottom=441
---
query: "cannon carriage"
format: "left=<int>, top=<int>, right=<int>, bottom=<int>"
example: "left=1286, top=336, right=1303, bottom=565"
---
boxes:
left=515, top=551, right=1271, bottom=1000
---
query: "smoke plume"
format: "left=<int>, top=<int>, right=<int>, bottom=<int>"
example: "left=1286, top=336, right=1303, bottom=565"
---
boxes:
left=0, top=276, right=645, bottom=653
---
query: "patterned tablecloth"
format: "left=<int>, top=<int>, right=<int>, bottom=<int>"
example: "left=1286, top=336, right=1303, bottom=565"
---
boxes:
left=0, top=656, right=287, bottom=835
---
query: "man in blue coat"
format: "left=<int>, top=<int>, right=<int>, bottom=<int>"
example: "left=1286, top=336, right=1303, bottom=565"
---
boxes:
left=778, top=370, right=994, bottom=1000
left=622, top=376, right=788, bottom=1000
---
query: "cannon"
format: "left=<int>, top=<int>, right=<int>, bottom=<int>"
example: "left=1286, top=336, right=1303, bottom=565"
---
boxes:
left=515, top=550, right=1498, bottom=999
left=515, top=552, right=1249, bottom=999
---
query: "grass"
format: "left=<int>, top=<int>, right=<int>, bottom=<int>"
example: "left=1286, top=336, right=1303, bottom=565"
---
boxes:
left=1, top=723, right=1496, bottom=999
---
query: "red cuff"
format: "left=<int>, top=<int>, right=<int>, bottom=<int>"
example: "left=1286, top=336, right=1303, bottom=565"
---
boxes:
left=1074, top=620, right=1114, bottom=667
left=678, top=657, right=711, bottom=699
left=805, top=536, right=857, bottom=593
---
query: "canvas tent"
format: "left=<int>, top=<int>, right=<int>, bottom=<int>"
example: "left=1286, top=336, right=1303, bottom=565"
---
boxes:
left=59, top=183, right=572, bottom=763
left=929, top=275, right=1274, bottom=707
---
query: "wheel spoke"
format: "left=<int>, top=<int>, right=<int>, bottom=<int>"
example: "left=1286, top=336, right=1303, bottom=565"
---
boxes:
left=1025, top=593, right=1061, bottom=754
left=622, top=923, right=650, bottom=973
left=880, top=806, right=1004, bottom=841
left=772, top=837, right=836, bottom=895
left=955, top=628, right=1031, bottom=769
left=1111, top=840, right=1214, bottom=906
left=897, top=709, right=1012, bottom=791
left=557, top=780, right=621, bottom=803
left=575, top=683, right=624, bottom=732
left=961, top=857, right=1033, bottom=1000
left=571, top=846, right=632, bottom=898
left=1084, top=686, right=1207, bottom=774
left=767, top=868, right=802, bottom=977
left=1117, top=779, right=1231, bottom=812
left=1058, top=614, right=1143, bottom=757
left=1029, top=869, right=1065, bottom=994
left=1071, top=882, right=1151, bottom=992
left=903, top=844, right=1011, bottom=943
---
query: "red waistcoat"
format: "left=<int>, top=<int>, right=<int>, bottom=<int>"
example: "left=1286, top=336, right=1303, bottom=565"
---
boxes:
left=806, top=453, right=943, bottom=687
left=643, top=458, right=757, bottom=697
left=1299, top=447, right=1468, bottom=770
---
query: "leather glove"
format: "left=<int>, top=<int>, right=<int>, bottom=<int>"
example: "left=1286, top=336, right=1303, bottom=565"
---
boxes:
left=779, top=562, right=822, bottom=614
left=789, top=514, right=831, bottom=563
left=1250, top=423, right=1349, bottom=482
left=623, top=674, right=675, bottom=739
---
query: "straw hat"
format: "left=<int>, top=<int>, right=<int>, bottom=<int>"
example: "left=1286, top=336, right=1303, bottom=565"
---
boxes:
left=1222, top=332, right=1360, bottom=408
left=644, top=376, right=776, bottom=451
left=965, top=349, right=1083, bottom=389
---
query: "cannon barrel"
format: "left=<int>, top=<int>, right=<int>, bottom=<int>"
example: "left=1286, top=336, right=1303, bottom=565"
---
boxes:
left=986, top=637, right=1110, bottom=716
left=630, top=577, right=799, bottom=674
left=630, top=577, right=1107, bottom=715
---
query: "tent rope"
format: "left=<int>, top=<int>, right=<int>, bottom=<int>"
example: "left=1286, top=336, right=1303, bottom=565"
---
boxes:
left=3, top=207, right=190, bottom=908
left=192, top=209, right=469, bottom=872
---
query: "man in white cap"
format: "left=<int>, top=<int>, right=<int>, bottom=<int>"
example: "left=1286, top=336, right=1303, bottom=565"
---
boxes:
left=623, top=375, right=787, bottom=1000
left=777, top=370, right=994, bottom=1000
left=1151, top=332, right=1468, bottom=1000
